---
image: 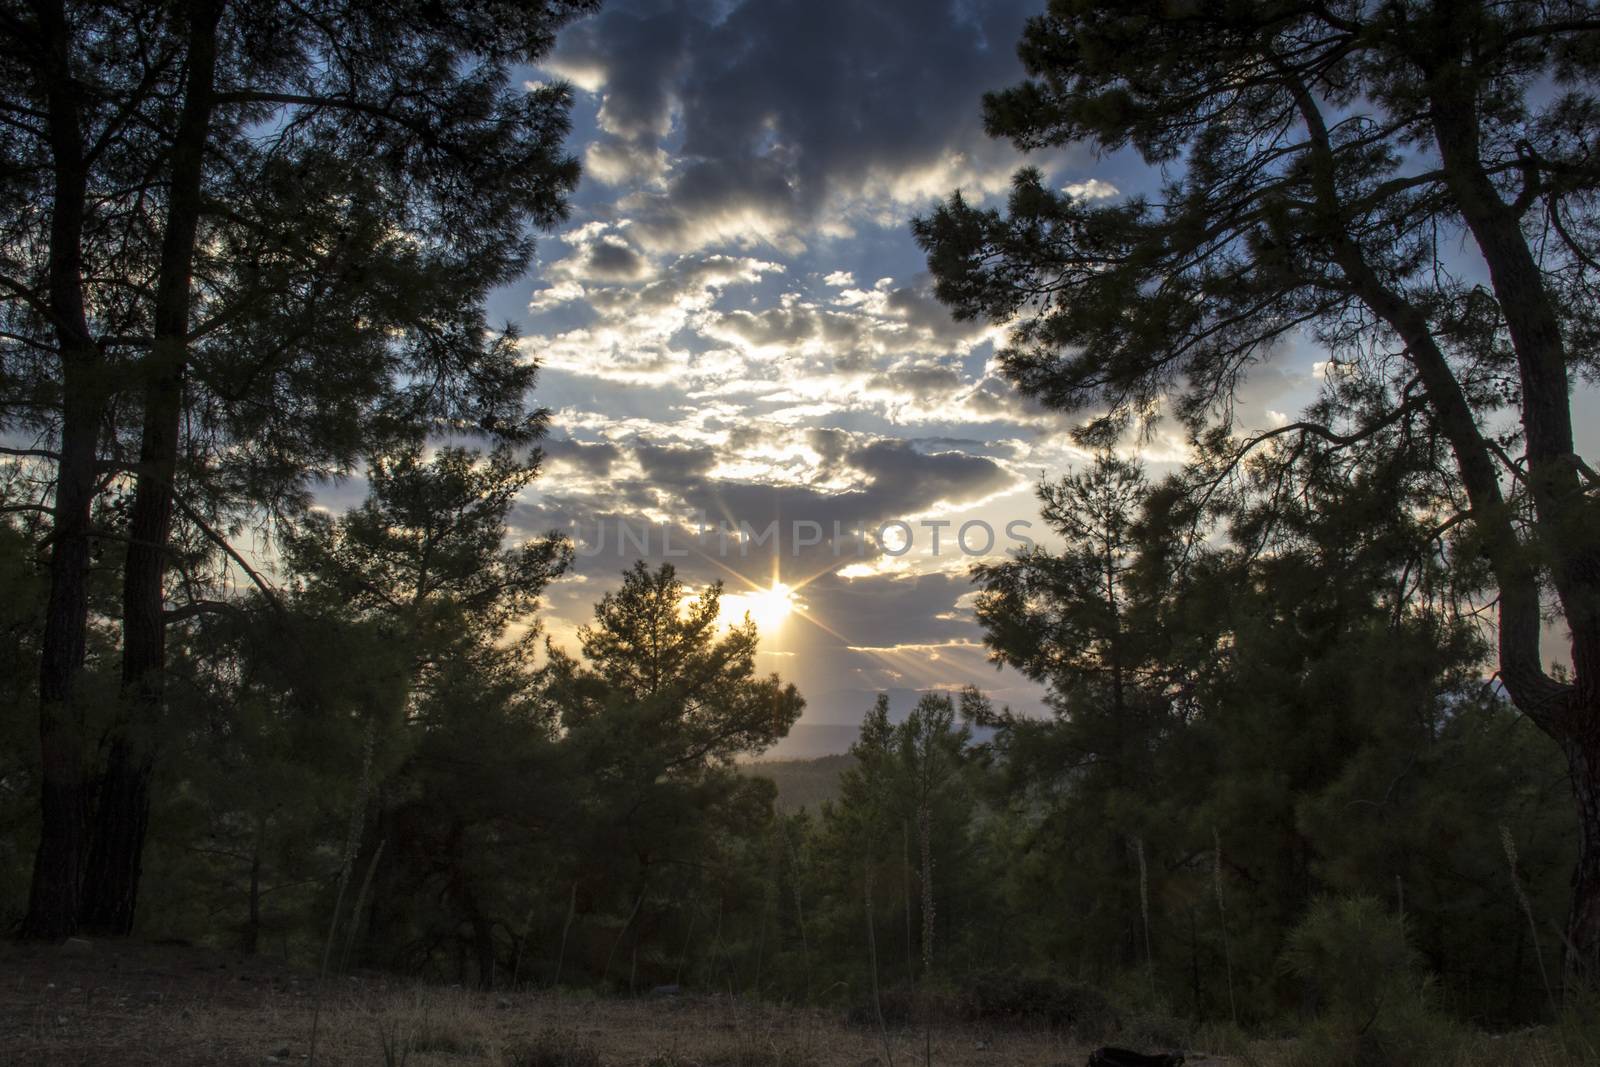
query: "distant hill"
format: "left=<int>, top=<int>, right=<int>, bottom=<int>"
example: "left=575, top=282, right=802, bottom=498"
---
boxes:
left=740, top=753, right=855, bottom=811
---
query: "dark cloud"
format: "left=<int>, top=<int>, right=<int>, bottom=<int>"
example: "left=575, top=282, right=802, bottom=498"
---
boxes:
left=726, top=424, right=781, bottom=453
left=847, top=438, right=1009, bottom=508
left=714, top=305, right=821, bottom=346
left=676, top=0, right=1033, bottom=202
left=635, top=442, right=718, bottom=483
left=584, top=236, right=651, bottom=281
left=633, top=434, right=1013, bottom=535
left=541, top=437, right=623, bottom=477
left=807, top=427, right=852, bottom=471
left=547, top=0, right=1047, bottom=241
left=883, top=282, right=989, bottom=341
left=867, top=363, right=965, bottom=400
left=549, top=2, right=696, bottom=141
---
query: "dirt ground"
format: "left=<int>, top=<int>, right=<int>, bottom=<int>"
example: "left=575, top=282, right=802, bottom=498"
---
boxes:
left=0, top=940, right=1115, bottom=1067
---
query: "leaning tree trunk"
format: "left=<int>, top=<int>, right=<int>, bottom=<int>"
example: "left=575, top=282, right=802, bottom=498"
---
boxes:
left=1428, top=72, right=1600, bottom=977
left=79, top=0, right=222, bottom=936
left=1297, top=60, right=1600, bottom=978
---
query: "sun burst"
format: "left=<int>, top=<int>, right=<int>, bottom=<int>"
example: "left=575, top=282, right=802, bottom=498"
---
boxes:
left=723, top=581, right=797, bottom=633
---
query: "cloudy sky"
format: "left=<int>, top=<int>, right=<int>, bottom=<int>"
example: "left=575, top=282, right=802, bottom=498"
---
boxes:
left=492, top=0, right=1334, bottom=755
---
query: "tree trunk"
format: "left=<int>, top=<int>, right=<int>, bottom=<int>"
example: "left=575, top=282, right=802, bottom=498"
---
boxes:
left=471, top=909, right=496, bottom=991
left=553, top=880, right=577, bottom=987
left=79, top=0, right=222, bottom=936
left=1296, top=71, right=1600, bottom=973
left=22, top=0, right=101, bottom=942
left=245, top=841, right=262, bottom=955
left=79, top=737, right=156, bottom=934
left=1563, top=732, right=1600, bottom=984
left=1426, top=69, right=1600, bottom=975
left=26, top=373, right=101, bottom=940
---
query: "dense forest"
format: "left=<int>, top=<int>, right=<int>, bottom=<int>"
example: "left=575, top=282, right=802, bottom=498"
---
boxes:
left=3, top=1, right=1600, bottom=1065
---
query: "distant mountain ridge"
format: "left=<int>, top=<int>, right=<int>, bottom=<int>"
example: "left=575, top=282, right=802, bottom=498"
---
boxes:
left=740, top=753, right=856, bottom=811
left=761, top=687, right=975, bottom=758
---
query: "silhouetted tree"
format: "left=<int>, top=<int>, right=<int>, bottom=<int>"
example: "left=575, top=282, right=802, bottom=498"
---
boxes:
left=282, top=443, right=570, bottom=984
left=0, top=0, right=595, bottom=937
left=541, top=563, right=804, bottom=986
left=917, top=0, right=1600, bottom=970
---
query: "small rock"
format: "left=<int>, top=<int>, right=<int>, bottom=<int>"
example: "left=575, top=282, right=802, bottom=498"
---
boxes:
left=60, top=937, right=93, bottom=956
left=650, top=983, right=681, bottom=997
left=496, top=997, right=512, bottom=1010
left=975, top=1040, right=990, bottom=1050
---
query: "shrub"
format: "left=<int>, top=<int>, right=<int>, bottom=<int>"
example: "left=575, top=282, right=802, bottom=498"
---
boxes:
left=1282, top=895, right=1461, bottom=1066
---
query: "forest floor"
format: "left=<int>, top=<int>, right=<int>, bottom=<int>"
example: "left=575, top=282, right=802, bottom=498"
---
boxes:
left=0, top=939, right=1586, bottom=1066
left=0, top=940, right=1111, bottom=1067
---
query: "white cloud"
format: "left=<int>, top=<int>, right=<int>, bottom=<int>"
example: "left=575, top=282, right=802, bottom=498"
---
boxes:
left=1062, top=177, right=1119, bottom=201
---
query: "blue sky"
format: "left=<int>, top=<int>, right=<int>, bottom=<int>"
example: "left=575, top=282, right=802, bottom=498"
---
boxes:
left=482, top=0, right=1402, bottom=754
left=0, top=1, right=1585, bottom=760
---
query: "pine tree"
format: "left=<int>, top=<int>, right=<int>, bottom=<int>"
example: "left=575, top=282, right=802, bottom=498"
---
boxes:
left=0, top=0, right=596, bottom=937
left=916, top=0, right=1600, bottom=969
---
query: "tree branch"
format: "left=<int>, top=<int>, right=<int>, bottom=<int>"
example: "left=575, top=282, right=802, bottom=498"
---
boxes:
left=172, top=495, right=285, bottom=615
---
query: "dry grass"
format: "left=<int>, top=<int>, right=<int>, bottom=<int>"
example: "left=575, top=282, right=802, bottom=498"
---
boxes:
left=0, top=941, right=1094, bottom=1067
left=1, top=941, right=1595, bottom=1066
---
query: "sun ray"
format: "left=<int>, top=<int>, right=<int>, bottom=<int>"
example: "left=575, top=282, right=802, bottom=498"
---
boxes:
left=721, top=580, right=797, bottom=633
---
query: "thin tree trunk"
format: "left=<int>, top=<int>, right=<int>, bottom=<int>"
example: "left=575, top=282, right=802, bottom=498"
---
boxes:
left=602, top=887, right=645, bottom=986
left=339, top=840, right=385, bottom=973
left=471, top=908, right=496, bottom=991
left=512, top=896, right=537, bottom=989
left=903, top=820, right=914, bottom=983
left=245, top=833, right=262, bottom=955
left=553, top=880, right=577, bottom=987
left=80, top=0, right=223, bottom=936
left=675, top=903, right=697, bottom=986
left=864, top=855, right=893, bottom=1067
left=1188, top=905, right=1200, bottom=1019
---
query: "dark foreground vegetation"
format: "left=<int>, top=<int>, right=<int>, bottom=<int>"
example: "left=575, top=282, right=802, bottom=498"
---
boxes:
left=5, top=1, right=1600, bottom=1065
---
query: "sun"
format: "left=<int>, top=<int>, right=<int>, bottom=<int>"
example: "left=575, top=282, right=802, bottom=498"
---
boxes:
left=723, top=581, right=797, bottom=634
